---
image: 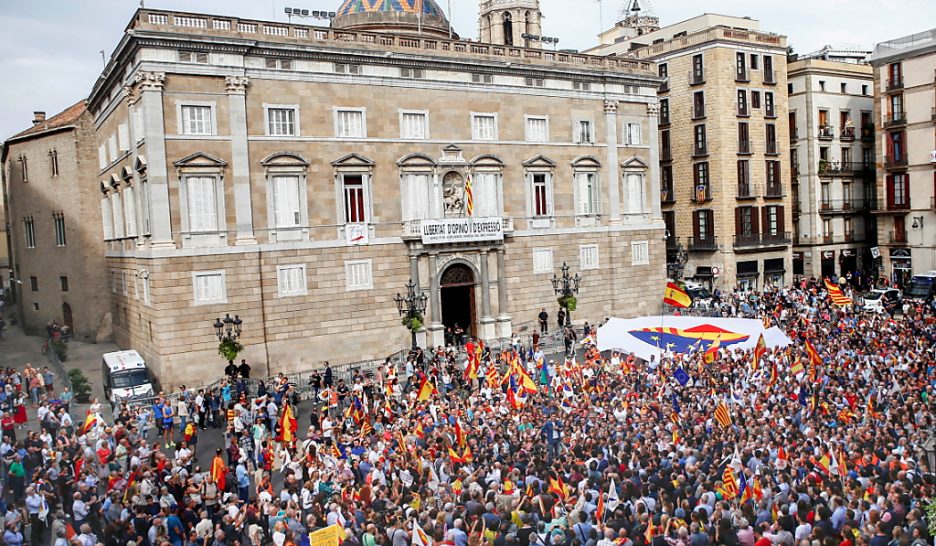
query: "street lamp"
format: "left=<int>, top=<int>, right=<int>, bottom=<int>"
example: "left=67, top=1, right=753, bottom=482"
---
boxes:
left=394, top=279, right=428, bottom=350
left=213, top=313, right=243, bottom=342
left=667, top=238, right=689, bottom=280
left=521, top=33, right=560, bottom=50
left=551, top=262, right=581, bottom=327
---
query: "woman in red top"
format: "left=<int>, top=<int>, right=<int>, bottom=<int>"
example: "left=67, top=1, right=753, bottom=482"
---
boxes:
left=12, top=392, right=28, bottom=428
left=1, top=412, right=15, bottom=443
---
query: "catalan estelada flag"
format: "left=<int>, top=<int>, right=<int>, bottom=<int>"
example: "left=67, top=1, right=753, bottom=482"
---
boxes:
left=714, top=402, right=732, bottom=428
left=663, top=282, right=692, bottom=308
left=824, top=279, right=853, bottom=306
left=465, top=174, right=474, bottom=216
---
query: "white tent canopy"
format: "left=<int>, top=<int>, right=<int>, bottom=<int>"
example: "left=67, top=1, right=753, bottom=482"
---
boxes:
left=596, top=316, right=792, bottom=362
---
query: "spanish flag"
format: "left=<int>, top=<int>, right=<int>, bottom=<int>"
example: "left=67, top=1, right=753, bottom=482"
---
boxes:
left=663, top=282, right=692, bottom=309
left=79, top=412, right=100, bottom=435
left=416, top=377, right=436, bottom=402
left=790, top=358, right=804, bottom=377
left=753, top=333, right=767, bottom=372
left=714, top=402, right=732, bottom=428
left=276, top=403, right=298, bottom=443
left=548, top=477, right=568, bottom=501
left=413, top=521, right=433, bottom=546
left=449, top=446, right=472, bottom=464
left=805, top=340, right=821, bottom=367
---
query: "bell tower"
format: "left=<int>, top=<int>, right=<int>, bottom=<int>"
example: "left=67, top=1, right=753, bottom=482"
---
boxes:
left=479, top=0, right=543, bottom=48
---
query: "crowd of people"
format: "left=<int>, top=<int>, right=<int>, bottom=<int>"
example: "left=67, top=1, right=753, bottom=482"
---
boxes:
left=0, top=281, right=934, bottom=546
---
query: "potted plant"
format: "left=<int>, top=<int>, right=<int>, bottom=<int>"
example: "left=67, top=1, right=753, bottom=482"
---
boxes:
left=218, top=338, right=244, bottom=362
left=402, top=313, right=424, bottom=333
left=557, top=295, right=577, bottom=313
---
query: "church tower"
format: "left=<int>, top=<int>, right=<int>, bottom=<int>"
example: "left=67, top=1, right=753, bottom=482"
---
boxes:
left=479, top=0, right=543, bottom=49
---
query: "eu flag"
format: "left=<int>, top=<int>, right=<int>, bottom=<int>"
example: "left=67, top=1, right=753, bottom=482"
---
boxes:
left=674, top=368, right=690, bottom=387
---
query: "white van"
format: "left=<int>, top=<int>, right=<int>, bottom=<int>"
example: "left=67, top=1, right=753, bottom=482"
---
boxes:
left=102, top=350, right=156, bottom=407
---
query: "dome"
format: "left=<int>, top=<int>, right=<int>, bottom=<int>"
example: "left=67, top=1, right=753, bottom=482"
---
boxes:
left=333, top=0, right=457, bottom=38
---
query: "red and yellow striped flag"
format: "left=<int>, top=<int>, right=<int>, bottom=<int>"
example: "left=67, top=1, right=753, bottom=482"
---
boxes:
left=465, top=174, right=474, bottom=216
left=824, top=279, right=853, bottom=306
left=714, top=402, right=732, bottom=428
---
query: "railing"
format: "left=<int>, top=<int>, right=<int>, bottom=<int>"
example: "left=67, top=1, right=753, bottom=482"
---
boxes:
left=861, top=126, right=875, bottom=141
left=763, top=70, right=777, bottom=85
left=840, top=127, right=856, bottom=141
left=661, top=147, right=673, bottom=161
left=659, top=79, right=669, bottom=93
left=692, top=106, right=706, bottom=120
left=687, top=235, right=718, bottom=251
left=761, top=231, right=792, bottom=245
left=737, top=184, right=754, bottom=199
left=660, top=114, right=670, bottom=126
left=733, top=233, right=760, bottom=248
left=889, top=230, right=907, bottom=244
left=738, top=105, right=750, bottom=117
left=736, top=70, right=750, bottom=82
left=884, top=155, right=908, bottom=168
left=738, top=139, right=752, bottom=155
left=790, top=131, right=799, bottom=143
left=818, top=161, right=871, bottom=176
left=931, top=196, right=936, bottom=211
left=818, top=125, right=834, bottom=140
left=765, top=107, right=776, bottom=119
left=886, top=199, right=910, bottom=211
left=666, top=236, right=678, bottom=250
left=886, top=77, right=904, bottom=91
left=689, top=70, right=705, bottom=85
left=884, top=113, right=907, bottom=127
left=661, top=188, right=675, bottom=204
left=733, top=232, right=792, bottom=248
left=932, top=107, right=936, bottom=122
left=819, top=198, right=871, bottom=212
left=691, top=186, right=713, bottom=203
left=766, top=140, right=779, bottom=155
left=764, top=183, right=783, bottom=198
left=693, top=145, right=709, bottom=157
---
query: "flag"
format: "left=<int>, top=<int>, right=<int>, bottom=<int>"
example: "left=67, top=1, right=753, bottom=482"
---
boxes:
left=548, top=477, right=568, bottom=501
left=663, top=282, right=692, bottom=309
left=704, top=337, right=721, bottom=364
left=513, top=363, right=538, bottom=394
left=210, top=454, right=227, bottom=491
left=817, top=453, right=831, bottom=475
left=412, top=520, right=433, bottom=546
left=805, top=340, right=821, bottom=367
left=485, top=366, right=500, bottom=388
left=454, top=420, right=466, bottom=448
left=720, top=465, right=738, bottom=499
left=276, top=403, right=298, bottom=443
left=465, top=174, right=474, bottom=216
left=581, top=335, right=595, bottom=346
left=672, top=428, right=680, bottom=445
left=670, top=394, right=681, bottom=417
left=752, top=477, right=764, bottom=501
left=714, top=402, right=732, bottom=428
left=416, top=377, right=436, bottom=402
left=775, top=446, right=788, bottom=470
left=560, top=399, right=573, bottom=414
left=596, top=491, right=605, bottom=522
left=837, top=450, right=848, bottom=479
left=695, top=184, right=708, bottom=203
left=768, top=361, right=778, bottom=387
left=753, top=334, right=767, bottom=372
left=449, top=446, right=472, bottom=464
left=79, top=412, right=101, bottom=435
left=824, top=279, right=853, bottom=306
left=790, top=359, right=804, bottom=377
left=607, top=478, right=619, bottom=512
left=645, top=523, right=655, bottom=544
left=673, top=368, right=690, bottom=387
left=525, top=483, right=535, bottom=498
left=503, top=479, right=516, bottom=495
left=739, top=471, right=751, bottom=504
left=359, top=420, right=374, bottom=439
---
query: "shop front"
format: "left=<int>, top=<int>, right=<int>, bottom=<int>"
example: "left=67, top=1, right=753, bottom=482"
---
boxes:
left=890, top=248, right=912, bottom=287
left=737, top=261, right=759, bottom=292
left=764, top=258, right=785, bottom=288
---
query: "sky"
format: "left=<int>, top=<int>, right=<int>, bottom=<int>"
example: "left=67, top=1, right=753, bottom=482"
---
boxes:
left=0, top=0, right=931, bottom=141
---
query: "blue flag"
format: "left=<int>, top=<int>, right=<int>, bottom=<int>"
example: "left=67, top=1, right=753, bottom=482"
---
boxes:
left=674, top=368, right=690, bottom=387
left=671, top=393, right=681, bottom=415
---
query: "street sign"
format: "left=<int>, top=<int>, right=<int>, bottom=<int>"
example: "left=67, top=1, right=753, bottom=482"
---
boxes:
left=711, top=266, right=720, bottom=278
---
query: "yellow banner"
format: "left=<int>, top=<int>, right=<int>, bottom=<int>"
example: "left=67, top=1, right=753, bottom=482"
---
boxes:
left=310, top=524, right=346, bottom=546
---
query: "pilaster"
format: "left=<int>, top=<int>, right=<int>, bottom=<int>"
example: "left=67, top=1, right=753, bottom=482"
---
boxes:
left=427, top=253, right=445, bottom=347
left=136, top=71, right=174, bottom=248
left=225, top=76, right=256, bottom=245
left=479, top=249, right=496, bottom=340
left=604, top=100, right=622, bottom=224
left=646, top=102, right=663, bottom=220
left=495, top=247, right=512, bottom=338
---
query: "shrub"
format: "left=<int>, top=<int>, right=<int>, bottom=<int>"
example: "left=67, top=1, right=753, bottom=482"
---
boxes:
left=218, top=338, right=244, bottom=362
left=68, top=368, right=92, bottom=404
left=51, top=339, right=68, bottom=361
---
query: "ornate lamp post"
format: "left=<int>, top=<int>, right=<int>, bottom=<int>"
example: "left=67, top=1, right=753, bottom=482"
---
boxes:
left=213, top=313, right=243, bottom=364
left=394, top=279, right=428, bottom=350
left=551, top=262, right=581, bottom=327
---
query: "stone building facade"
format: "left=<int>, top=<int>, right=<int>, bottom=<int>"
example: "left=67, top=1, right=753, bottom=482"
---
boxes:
left=86, top=7, right=666, bottom=387
left=478, top=0, right=543, bottom=48
left=869, top=29, right=936, bottom=284
left=588, top=14, right=794, bottom=290
left=787, top=53, right=876, bottom=280
left=1, top=103, right=110, bottom=339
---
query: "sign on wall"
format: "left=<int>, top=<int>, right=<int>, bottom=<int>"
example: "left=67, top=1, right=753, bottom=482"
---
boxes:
left=421, top=217, right=504, bottom=245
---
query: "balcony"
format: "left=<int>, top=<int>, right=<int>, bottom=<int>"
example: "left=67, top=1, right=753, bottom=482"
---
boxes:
left=765, top=108, right=777, bottom=119
left=790, top=131, right=799, bottom=143
left=818, top=125, right=834, bottom=140
left=692, top=145, right=709, bottom=158
left=737, top=184, right=755, bottom=200
left=861, top=125, right=874, bottom=141
left=659, top=79, right=669, bottom=93
left=737, top=106, right=750, bottom=118
left=764, top=183, right=783, bottom=198
left=733, top=232, right=792, bottom=249
left=889, top=230, right=907, bottom=244
left=738, top=139, right=752, bottom=155
left=666, top=236, right=678, bottom=251
left=691, top=186, right=713, bottom=203
left=932, top=107, right=936, bottom=122
left=659, top=115, right=670, bottom=127
left=661, top=188, right=676, bottom=204
left=766, top=140, right=779, bottom=156
left=931, top=196, right=936, bottom=211
left=689, top=70, right=705, bottom=86
left=884, top=155, right=908, bottom=169
left=819, top=198, right=871, bottom=213
left=886, top=77, right=903, bottom=91
left=692, top=107, right=706, bottom=120
left=763, top=70, right=777, bottom=85
left=736, top=70, right=750, bottom=83
left=840, top=127, right=856, bottom=141
left=661, top=147, right=673, bottom=162
left=688, top=235, right=718, bottom=251
left=819, top=160, right=871, bottom=177
left=884, top=112, right=906, bottom=128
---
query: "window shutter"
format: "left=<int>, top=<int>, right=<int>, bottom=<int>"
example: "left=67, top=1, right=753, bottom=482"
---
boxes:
left=735, top=207, right=742, bottom=236
left=778, top=206, right=785, bottom=234
left=692, top=211, right=701, bottom=240
left=886, top=175, right=895, bottom=208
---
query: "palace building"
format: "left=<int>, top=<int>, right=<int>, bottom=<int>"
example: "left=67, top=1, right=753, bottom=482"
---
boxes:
left=76, top=3, right=666, bottom=386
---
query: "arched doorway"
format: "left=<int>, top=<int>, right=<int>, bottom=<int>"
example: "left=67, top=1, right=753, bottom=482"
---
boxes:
left=440, top=263, right=476, bottom=344
left=62, top=302, right=73, bottom=331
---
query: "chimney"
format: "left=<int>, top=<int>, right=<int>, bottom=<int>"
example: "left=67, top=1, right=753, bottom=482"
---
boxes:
left=33, top=111, right=46, bottom=125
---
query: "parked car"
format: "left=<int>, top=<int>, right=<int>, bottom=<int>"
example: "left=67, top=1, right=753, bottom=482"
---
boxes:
left=862, top=288, right=901, bottom=313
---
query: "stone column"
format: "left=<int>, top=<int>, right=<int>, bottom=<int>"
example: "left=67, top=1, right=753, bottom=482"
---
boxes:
left=495, top=247, right=512, bottom=338
left=226, top=76, right=256, bottom=245
left=604, top=100, right=622, bottom=224
left=136, top=71, right=174, bottom=248
left=479, top=249, right=496, bottom=340
left=646, top=102, right=663, bottom=220
left=427, top=253, right=444, bottom=347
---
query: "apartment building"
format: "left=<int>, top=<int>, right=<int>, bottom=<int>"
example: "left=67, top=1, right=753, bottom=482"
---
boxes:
left=0, top=144, right=9, bottom=301
left=788, top=50, right=877, bottom=280
left=588, top=13, right=793, bottom=290
left=1, top=104, right=110, bottom=339
left=85, top=4, right=666, bottom=387
left=869, top=28, right=936, bottom=285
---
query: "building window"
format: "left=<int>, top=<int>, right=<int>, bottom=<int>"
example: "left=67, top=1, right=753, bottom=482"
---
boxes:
left=524, top=77, right=545, bottom=88
left=401, top=172, right=432, bottom=221
left=736, top=52, right=748, bottom=80
left=692, top=91, right=705, bottom=119
left=693, top=209, right=714, bottom=242
left=661, top=165, right=674, bottom=201
left=532, top=248, right=554, bottom=274
left=111, top=191, right=125, bottom=239
left=123, top=186, right=138, bottom=237
left=531, top=173, right=551, bottom=217
left=271, top=175, right=302, bottom=228
left=264, top=57, right=292, bottom=69
left=575, top=172, right=598, bottom=216
left=691, top=54, right=704, bottom=82
left=737, top=90, right=749, bottom=116
left=118, top=124, right=130, bottom=151
left=693, top=162, right=710, bottom=202
left=23, top=216, right=36, bottom=249
left=60, top=276, right=68, bottom=292
left=694, top=125, right=707, bottom=155
left=574, top=120, right=594, bottom=144
left=659, top=99, right=670, bottom=125
left=133, top=108, right=145, bottom=143
left=765, top=92, right=775, bottom=118
left=631, top=241, right=650, bottom=266
left=737, top=206, right=755, bottom=238
left=345, top=260, right=373, bottom=291
left=580, top=245, right=599, bottom=270
left=184, top=176, right=219, bottom=233
left=179, top=104, right=215, bottom=135
left=277, top=265, right=307, bottom=297
left=49, top=149, right=59, bottom=177
left=179, top=50, right=209, bottom=63
left=341, top=174, right=368, bottom=224
left=30, top=276, right=38, bottom=292
left=572, top=80, right=591, bottom=91
left=861, top=84, right=869, bottom=96
left=471, top=73, right=494, bottom=84
left=18, top=155, right=28, bottom=183
left=53, top=212, right=66, bottom=246
left=738, top=122, right=751, bottom=154
left=98, top=145, right=108, bottom=170
left=819, top=80, right=826, bottom=91
left=400, top=111, right=429, bottom=140
left=626, top=123, right=641, bottom=146
left=526, top=116, right=549, bottom=143
left=334, top=108, right=366, bottom=138
left=751, top=91, right=761, bottom=110
left=765, top=206, right=780, bottom=236
left=266, top=106, right=298, bottom=136
left=101, top=197, right=113, bottom=240
left=193, top=271, right=226, bottom=305
left=737, top=160, right=751, bottom=196
left=624, top=172, right=645, bottom=214
left=471, top=113, right=497, bottom=141
left=108, top=136, right=118, bottom=162
left=335, top=63, right=361, bottom=75
left=400, top=67, right=425, bottom=79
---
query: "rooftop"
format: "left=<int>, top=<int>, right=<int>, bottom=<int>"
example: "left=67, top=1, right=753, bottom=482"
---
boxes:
left=869, top=28, right=936, bottom=64
left=5, top=101, right=86, bottom=143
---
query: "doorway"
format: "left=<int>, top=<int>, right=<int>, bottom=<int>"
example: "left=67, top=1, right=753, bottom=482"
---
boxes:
left=62, top=302, right=73, bottom=331
left=440, top=263, right=476, bottom=344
